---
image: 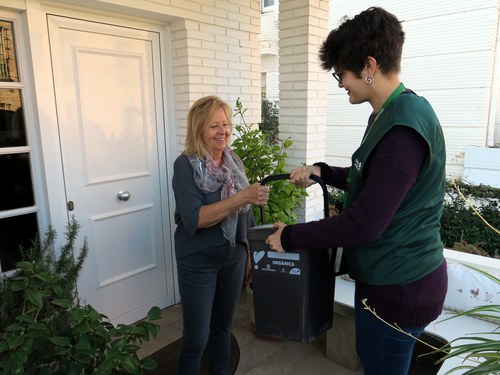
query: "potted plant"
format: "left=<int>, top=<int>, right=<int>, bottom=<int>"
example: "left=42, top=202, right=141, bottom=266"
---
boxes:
left=0, top=217, right=161, bottom=374
left=231, top=97, right=307, bottom=225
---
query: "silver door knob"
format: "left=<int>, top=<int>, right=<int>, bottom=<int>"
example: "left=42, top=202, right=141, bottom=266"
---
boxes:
left=117, top=191, right=131, bottom=201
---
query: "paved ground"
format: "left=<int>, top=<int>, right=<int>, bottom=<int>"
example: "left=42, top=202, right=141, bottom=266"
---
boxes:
left=138, top=287, right=362, bottom=375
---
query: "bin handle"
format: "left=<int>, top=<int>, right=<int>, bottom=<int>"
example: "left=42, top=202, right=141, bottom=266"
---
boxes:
left=259, top=173, right=329, bottom=224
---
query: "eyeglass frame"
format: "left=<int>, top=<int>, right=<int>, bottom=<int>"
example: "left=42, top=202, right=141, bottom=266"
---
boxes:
left=332, top=71, right=344, bottom=83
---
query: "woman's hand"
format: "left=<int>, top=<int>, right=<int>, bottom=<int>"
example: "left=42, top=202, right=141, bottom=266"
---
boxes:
left=197, top=182, right=268, bottom=228
left=265, top=222, right=286, bottom=252
left=290, top=165, right=321, bottom=188
left=245, top=182, right=269, bottom=206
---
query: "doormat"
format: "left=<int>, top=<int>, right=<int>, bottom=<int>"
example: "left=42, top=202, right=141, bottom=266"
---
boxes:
left=144, top=333, right=240, bottom=374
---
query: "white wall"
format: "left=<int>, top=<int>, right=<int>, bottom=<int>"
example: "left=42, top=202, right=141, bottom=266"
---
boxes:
left=260, top=5, right=279, bottom=102
left=463, top=147, right=500, bottom=187
left=279, top=0, right=330, bottom=221
left=262, top=55, right=279, bottom=101
left=326, top=1, right=500, bottom=179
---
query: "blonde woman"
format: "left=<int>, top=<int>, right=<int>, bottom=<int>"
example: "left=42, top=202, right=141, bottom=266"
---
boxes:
left=172, top=96, right=269, bottom=374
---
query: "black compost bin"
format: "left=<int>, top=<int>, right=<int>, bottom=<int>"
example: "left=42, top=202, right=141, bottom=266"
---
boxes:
left=248, top=174, right=338, bottom=342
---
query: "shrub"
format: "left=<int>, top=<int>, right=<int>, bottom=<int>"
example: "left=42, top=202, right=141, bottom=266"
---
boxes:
left=0, top=218, right=160, bottom=374
left=327, top=186, right=346, bottom=216
left=259, top=96, right=279, bottom=145
left=440, top=180, right=499, bottom=258
left=327, top=179, right=499, bottom=258
left=231, top=98, right=307, bottom=225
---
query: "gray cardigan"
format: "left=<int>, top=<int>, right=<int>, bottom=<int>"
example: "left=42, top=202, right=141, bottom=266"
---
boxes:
left=172, top=153, right=255, bottom=260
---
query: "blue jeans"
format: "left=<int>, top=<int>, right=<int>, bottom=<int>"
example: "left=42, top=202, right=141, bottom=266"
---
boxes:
left=355, top=296, right=426, bottom=375
left=176, top=242, right=246, bottom=375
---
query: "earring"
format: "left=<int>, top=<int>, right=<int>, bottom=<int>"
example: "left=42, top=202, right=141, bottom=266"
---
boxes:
left=365, top=76, right=374, bottom=85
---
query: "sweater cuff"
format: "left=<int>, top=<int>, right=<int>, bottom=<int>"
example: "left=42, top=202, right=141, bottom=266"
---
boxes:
left=313, top=162, right=332, bottom=181
left=281, top=224, right=295, bottom=251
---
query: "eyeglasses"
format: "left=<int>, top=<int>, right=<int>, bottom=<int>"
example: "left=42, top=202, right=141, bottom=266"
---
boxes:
left=332, top=71, right=344, bottom=83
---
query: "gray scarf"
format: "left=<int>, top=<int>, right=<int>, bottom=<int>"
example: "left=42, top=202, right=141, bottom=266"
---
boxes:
left=189, top=147, right=250, bottom=246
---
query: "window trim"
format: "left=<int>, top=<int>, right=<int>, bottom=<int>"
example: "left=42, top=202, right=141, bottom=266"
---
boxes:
left=0, top=9, right=48, bottom=274
left=261, top=0, right=276, bottom=13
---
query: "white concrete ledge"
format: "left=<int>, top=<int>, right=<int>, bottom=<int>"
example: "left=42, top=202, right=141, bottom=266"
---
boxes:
left=444, top=248, right=500, bottom=275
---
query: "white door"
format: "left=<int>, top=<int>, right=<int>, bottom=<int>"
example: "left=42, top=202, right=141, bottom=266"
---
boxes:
left=47, top=15, right=174, bottom=324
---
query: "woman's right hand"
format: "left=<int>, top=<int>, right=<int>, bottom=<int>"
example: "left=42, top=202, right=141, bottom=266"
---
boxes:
left=289, top=165, right=321, bottom=188
left=245, top=182, right=269, bottom=206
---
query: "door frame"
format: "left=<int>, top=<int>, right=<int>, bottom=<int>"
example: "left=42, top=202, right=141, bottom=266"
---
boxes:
left=26, top=3, right=180, bottom=313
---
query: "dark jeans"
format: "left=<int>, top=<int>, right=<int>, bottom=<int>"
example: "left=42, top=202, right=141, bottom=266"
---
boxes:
left=355, top=295, right=426, bottom=375
left=176, top=242, right=246, bottom=375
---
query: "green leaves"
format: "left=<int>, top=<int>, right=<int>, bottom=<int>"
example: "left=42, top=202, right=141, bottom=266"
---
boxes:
left=232, top=98, right=307, bottom=225
left=0, top=218, right=161, bottom=374
left=441, top=180, right=500, bottom=258
left=26, top=291, right=43, bottom=310
left=440, top=334, right=500, bottom=374
left=147, top=305, right=161, bottom=320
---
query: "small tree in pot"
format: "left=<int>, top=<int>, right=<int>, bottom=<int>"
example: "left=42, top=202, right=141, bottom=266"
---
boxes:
left=232, top=98, right=307, bottom=225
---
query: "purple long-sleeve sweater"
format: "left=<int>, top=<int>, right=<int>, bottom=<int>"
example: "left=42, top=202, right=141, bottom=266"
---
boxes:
left=282, top=126, right=428, bottom=249
left=281, top=125, right=447, bottom=326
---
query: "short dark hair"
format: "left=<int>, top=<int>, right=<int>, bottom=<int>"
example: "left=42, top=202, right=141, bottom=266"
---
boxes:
left=319, top=7, right=405, bottom=77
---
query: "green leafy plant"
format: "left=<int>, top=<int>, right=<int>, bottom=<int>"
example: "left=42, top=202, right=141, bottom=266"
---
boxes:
left=450, top=240, right=490, bottom=258
left=259, top=96, right=279, bottom=145
left=232, top=98, right=307, bottom=225
left=327, top=178, right=500, bottom=257
left=0, top=218, right=161, bottom=375
left=327, top=186, right=346, bottom=216
left=440, top=179, right=500, bottom=258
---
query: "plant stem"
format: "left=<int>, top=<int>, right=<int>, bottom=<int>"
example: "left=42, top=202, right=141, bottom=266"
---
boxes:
left=361, top=298, right=482, bottom=366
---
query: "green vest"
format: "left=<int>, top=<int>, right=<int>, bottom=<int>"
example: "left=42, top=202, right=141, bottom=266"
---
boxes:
left=344, top=91, right=446, bottom=285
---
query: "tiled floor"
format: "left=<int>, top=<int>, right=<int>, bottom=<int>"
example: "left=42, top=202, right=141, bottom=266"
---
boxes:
left=138, top=287, right=362, bottom=375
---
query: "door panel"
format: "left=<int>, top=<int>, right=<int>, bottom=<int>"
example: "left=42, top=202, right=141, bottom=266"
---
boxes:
left=48, top=15, right=173, bottom=323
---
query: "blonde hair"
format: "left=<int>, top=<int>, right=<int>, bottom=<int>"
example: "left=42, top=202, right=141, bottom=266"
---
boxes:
left=184, top=96, right=233, bottom=158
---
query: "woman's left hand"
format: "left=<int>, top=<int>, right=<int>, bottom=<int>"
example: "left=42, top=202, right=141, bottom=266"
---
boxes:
left=266, top=222, right=286, bottom=252
left=244, top=182, right=269, bottom=207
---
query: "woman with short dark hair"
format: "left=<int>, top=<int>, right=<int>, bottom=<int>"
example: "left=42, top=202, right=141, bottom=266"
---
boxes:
left=266, top=7, right=448, bottom=375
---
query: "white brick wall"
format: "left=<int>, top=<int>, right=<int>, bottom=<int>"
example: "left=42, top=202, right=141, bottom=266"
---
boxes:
left=326, top=0, right=500, bottom=179
left=279, top=0, right=330, bottom=222
left=260, top=1, right=500, bottom=184
left=153, top=1, right=262, bottom=153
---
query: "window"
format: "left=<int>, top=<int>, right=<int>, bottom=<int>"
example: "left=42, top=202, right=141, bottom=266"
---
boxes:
left=261, top=0, right=276, bottom=12
left=0, top=15, right=40, bottom=274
